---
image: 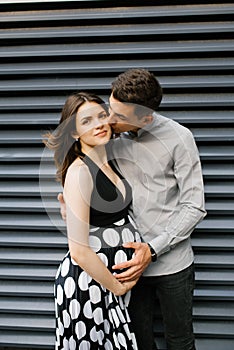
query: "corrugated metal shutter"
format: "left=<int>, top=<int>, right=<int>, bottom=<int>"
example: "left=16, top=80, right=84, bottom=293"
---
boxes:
left=0, top=0, right=233, bottom=349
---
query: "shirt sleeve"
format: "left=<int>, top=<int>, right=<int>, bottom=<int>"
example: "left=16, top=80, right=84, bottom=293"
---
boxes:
left=149, top=128, right=207, bottom=257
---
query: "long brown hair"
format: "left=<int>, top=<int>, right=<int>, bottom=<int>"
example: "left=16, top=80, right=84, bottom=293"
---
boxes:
left=44, top=92, right=107, bottom=186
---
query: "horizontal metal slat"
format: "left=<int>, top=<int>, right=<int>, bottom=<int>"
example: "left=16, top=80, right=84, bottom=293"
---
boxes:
left=192, top=234, right=234, bottom=250
left=0, top=264, right=56, bottom=280
left=0, top=180, right=60, bottom=196
left=0, top=57, right=233, bottom=76
left=0, top=75, right=233, bottom=92
left=0, top=197, right=58, bottom=212
left=0, top=94, right=233, bottom=111
left=199, top=146, right=234, bottom=161
left=0, top=313, right=54, bottom=331
left=165, top=110, right=234, bottom=124
left=0, top=113, right=59, bottom=125
left=0, top=330, right=54, bottom=348
left=1, top=4, right=233, bottom=23
left=205, top=199, right=234, bottom=214
left=195, top=286, right=234, bottom=300
left=0, top=40, right=233, bottom=58
left=2, top=145, right=233, bottom=164
left=194, top=253, right=234, bottom=268
left=2, top=163, right=234, bottom=180
left=194, top=320, right=234, bottom=337
left=0, top=230, right=67, bottom=247
left=191, top=128, right=234, bottom=141
left=0, top=296, right=54, bottom=314
left=204, top=182, right=234, bottom=197
left=0, top=213, right=65, bottom=230
left=193, top=301, right=234, bottom=320
left=202, top=164, right=234, bottom=179
left=0, top=247, right=65, bottom=264
left=195, top=338, right=234, bottom=350
left=0, top=280, right=53, bottom=297
left=195, top=270, right=234, bottom=285
left=1, top=22, right=234, bottom=41
left=0, top=110, right=233, bottom=127
left=196, top=218, right=234, bottom=232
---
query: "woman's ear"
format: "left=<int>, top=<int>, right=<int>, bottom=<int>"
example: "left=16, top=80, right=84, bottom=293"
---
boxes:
left=71, top=132, right=79, bottom=140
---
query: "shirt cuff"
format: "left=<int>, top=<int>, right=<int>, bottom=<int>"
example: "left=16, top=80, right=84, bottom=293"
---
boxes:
left=149, top=232, right=171, bottom=257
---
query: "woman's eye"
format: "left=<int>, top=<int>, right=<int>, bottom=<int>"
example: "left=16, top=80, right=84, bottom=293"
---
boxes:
left=82, top=119, right=89, bottom=125
left=99, top=114, right=107, bottom=119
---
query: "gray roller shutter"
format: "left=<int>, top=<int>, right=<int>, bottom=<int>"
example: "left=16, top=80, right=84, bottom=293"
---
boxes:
left=0, top=1, right=233, bottom=349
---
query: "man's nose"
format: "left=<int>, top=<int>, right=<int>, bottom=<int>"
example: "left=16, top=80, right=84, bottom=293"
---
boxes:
left=108, top=111, right=116, bottom=124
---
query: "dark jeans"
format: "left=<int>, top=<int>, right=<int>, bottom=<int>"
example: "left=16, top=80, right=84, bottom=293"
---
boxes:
left=128, top=263, right=196, bottom=350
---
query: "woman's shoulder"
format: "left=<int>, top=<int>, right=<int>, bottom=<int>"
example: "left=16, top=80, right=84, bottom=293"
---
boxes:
left=66, top=158, right=93, bottom=186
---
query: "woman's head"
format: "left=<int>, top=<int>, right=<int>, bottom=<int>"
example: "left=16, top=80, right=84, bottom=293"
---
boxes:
left=45, top=92, right=110, bottom=185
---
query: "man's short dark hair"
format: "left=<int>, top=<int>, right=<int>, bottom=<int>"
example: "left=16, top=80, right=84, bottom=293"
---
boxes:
left=111, top=69, right=163, bottom=114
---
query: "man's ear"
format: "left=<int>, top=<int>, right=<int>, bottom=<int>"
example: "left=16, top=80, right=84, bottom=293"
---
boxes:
left=142, top=115, right=153, bottom=125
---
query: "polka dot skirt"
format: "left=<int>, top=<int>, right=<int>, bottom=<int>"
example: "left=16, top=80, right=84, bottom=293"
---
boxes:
left=54, top=215, right=141, bottom=349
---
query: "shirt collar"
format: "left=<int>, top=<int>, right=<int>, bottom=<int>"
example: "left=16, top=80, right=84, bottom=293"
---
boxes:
left=128, top=112, right=158, bottom=138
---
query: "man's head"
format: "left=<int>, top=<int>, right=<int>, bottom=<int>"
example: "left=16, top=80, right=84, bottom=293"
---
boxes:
left=109, top=69, right=163, bottom=133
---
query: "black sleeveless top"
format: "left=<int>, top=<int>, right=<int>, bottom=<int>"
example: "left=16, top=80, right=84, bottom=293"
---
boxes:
left=81, top=155, right=132, bottom=227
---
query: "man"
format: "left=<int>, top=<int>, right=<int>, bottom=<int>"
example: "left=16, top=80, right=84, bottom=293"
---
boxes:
left=59, top=69, right=206, bottom=350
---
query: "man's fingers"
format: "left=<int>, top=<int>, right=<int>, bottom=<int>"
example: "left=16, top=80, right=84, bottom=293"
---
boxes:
left=114, top=266, right=141, bottom=281
left=112, top=260, right=132, bottom=270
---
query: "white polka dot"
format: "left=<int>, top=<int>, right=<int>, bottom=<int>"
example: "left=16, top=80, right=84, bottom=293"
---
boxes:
left=113, top=333, right=119, bottom=348
left=62, top=309, right=71, bottom=328
left=83, top=300, right=93, bottom=319
left=55, top=299, right=58, bottom=318
left=69, top=299, right=80, bottom=319
left=124, top=291, right=131, bottom=308
left=71, top=257, right=78, bottom=265
left=89, top=235, right=102, bottom=252
left=69, top=336, right=76, bottom=350
left=64, top=277, right=76, bottom=298
left=56, top=284, right=63, bottom=306
left=75, top=320, right=86, bottom=340
left=104, top=339, right=113, bottom=350
left=63, top=338, right=69, bottom=350
left=103, top=228, right=120, bottom=247
left=122, top=228, right=134, bottom=243
left=114, top=218, right=125, bottom=226
left=104, top=319, right=110, bottom=334
left=97, top=329, right=104, bottom=343
left=90, top=226, right=100, bottom=232
left=79, top=340, right=90, bottom=350
left=55, top=264, right=62, bottom=279
left=128, top=215, right=137, bottom=229
left=110, top=309, right=120, bottom=328
left=56, top=326, right=60, bottom=342
left=93, top=307, right=103, bottom=325
left=135, top=231, right=141, bottom=242
left=116, top=305, right=125, bottom=323
left=123, top=323, right=131, bottom=340
left=78, top=271, right=92, bottom=291
left=89, top=285, right=101, bottom=304
left=90, top=326, right=98, bottom=342
left=58, top=317, right=64, bottom=336
left=97, top=252, right=108, bottom=266
left=131, top=332, right=138, bottom=349
left=61, top=258, right=70, bottom=277
left=118, top=333, right=127, bottom=347
left=114, top=250, right=128, bottom=265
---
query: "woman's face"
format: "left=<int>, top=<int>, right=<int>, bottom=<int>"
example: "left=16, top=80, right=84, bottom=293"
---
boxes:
left=75, top=101, right=111, bottom=152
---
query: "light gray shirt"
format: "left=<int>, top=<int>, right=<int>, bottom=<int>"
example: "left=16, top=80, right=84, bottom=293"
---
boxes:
left=111, top=113, right=207, bottom=276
